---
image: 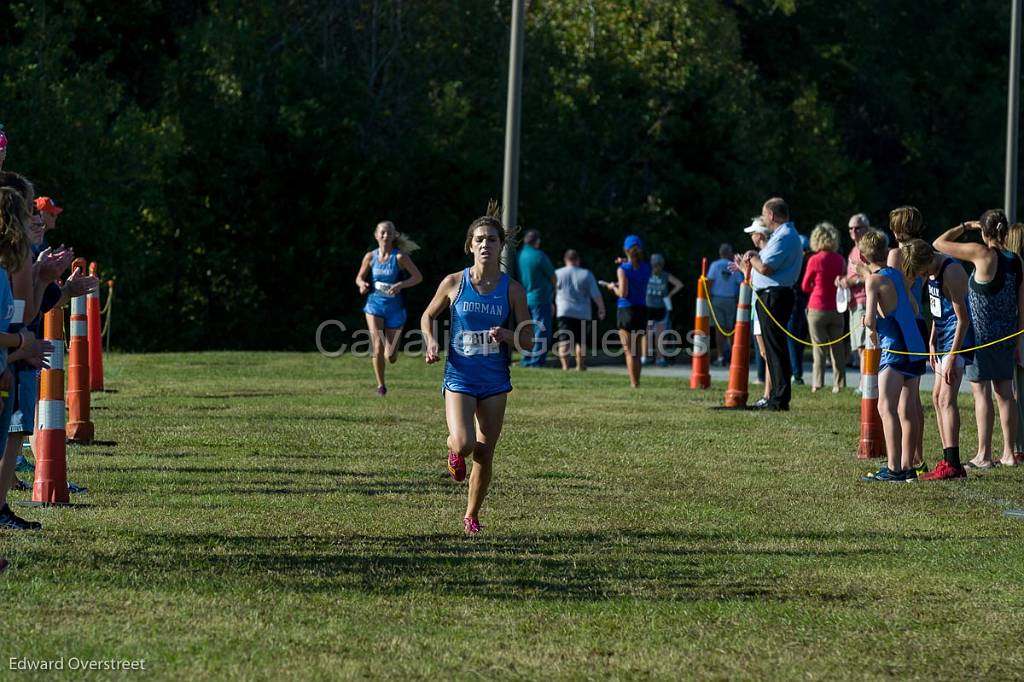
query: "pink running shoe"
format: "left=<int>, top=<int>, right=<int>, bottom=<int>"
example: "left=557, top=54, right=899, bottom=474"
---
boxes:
left=463, top=516, right=481, bottom=535
left=447, top=450, right=466, bottom=482
left=376, top=385, right=387, bottom=397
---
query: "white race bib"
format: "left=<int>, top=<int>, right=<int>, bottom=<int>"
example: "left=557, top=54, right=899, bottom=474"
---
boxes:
left=928, top=281, right=943, bottom=318
left=459, top=330, right=500, bottom=356
left=10, top=299, right=24, bottom=324
left=374, top=281, right=396, bottom=297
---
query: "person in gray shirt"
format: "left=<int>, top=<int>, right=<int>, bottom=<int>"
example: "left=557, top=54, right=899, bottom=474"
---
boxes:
left=555, top=250, right=606, bottom=371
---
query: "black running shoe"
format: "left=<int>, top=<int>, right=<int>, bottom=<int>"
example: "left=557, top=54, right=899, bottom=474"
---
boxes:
left=0, top=504, right=41, bottom=530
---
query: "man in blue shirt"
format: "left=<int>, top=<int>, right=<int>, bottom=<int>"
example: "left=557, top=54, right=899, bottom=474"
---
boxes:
left=742, top=197, right=802, bottom=411
left=517, top=230, right=556, bottom=367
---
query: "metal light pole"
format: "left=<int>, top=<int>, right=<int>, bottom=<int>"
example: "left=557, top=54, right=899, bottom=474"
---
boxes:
left=1006, top=0, right=1022, bottom=222
left=501, top=0, right=525, bottom=274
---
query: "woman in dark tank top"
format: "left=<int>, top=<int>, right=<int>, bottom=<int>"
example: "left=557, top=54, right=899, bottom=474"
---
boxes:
left=934, top=209, right=1024, bottom=468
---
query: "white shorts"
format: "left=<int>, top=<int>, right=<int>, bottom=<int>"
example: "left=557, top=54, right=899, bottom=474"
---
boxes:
left=935, top=354, right=965, bottom=373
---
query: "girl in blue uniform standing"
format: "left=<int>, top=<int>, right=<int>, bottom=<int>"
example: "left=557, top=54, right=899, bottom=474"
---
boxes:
left=912, top=240, right=974, bottom=480
left=355, top=221, right=423, bottom=396
left=601, top=235, right=651, bottom=388
left=420, top=203, right=532, bottom=535
left=860, top=231, right=929, bottom=482
left=886, top=208, right=928, bottom=473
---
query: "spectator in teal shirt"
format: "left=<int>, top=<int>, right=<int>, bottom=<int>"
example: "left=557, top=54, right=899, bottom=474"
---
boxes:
left=517, top=230, right=556, bottom=367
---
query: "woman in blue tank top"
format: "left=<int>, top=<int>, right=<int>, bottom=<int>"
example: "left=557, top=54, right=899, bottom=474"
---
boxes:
left=934, top=209, right=1024, bottom=469
left=600, top=235, right=650, bottom=387
left=0, top=187, right=53, bottom=531
left=886, top=207, right=928, bottom=472
left=355, top=221, right=423, bottom=396
left=860, top=230, right=927, bottom=483
left=420, top=203, right=532, bottom=535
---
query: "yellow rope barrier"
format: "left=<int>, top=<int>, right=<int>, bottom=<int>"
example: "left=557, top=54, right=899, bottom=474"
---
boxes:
left=699, top=276, right=736, bottom=338
left=749, top=288, right=851, bottom=348
left=99, top=284, right=113, bottom=316
left=750, top=287, right=1024, bottom=356
left=100, top=282, right=113, bottom=339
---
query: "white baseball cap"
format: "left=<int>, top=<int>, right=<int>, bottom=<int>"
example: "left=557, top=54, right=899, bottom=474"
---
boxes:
left=744, top=217, right=770, bottom=234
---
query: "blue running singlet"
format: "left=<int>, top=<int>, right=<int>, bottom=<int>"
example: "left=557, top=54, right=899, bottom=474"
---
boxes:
left=443, top=269, right=513, bottom=399
left=876, top=267, right=927, bottom=377
left=363, top=248, right=406, bottom=328
left=618, top=261, right=652, bottom=309
left=928, top=258, right=974, bottom=363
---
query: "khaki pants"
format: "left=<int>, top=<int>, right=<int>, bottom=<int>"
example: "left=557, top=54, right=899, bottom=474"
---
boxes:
left=807, top=309, right=848, bottom=390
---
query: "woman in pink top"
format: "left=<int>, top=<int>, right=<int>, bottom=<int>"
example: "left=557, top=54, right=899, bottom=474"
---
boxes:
left=801, top=222, right=849, bottom=392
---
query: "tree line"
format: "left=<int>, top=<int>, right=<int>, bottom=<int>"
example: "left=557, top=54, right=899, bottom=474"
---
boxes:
left=0, top=0, right=1014, bottom=350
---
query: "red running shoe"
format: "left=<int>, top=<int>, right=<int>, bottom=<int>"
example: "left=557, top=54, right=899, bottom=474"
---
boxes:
left=447, top=450, right=466, bottom=482
left=463, top=516, right=482, bottom=535
left=919, top=459, right=967, bottom=480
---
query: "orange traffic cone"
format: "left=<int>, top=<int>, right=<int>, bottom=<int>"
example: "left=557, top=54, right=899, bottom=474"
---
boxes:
left=66, top=259, right=94, bottom=444
left=87, top=262, right=105, bottom=392
left=724, top=269, right=753, bottom=408
left=857, top=339, right=885, bottom=459
left=690, top=258, right=711, bottom=389
left=29, top=307, right=70, bottom=505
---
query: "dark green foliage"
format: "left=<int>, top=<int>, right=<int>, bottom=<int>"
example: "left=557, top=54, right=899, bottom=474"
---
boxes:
left=0, top=0, right=1014, bottom=349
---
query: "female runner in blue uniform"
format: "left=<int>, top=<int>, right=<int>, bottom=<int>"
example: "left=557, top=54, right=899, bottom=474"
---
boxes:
left=355, top=221, right=422, bottom=396
left=860, top=231, right=928, bottom=482
left=420, top=204, right=532, bottom=535
left=912, top=241, right=974, bottom=480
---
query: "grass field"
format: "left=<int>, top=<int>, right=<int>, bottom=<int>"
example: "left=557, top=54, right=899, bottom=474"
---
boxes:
left=2, top=352, right=1024, bottom=679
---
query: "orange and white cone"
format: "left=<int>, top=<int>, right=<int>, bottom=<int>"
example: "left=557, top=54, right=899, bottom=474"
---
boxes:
left=724, top=272, right=753, bottom=408
left=30, top=307, right=70, bottom=505
left=66, top=260, right=94, bottom=444
left=690, top=258, right=711, bottom=389
left=857, top=339, right=885, bottom=460
left=87, top=262, right=105, bottom=392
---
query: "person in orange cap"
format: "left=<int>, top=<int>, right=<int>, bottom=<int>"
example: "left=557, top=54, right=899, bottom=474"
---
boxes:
left=8, top=193, right=95, bottom=486
left=33, top=196, right=62, bottom=258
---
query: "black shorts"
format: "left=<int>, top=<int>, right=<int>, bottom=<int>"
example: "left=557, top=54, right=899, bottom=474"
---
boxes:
left=616, top=305, right=648, bottom=332
left=555, top=317, right=591, bottom=348
left=647, top=306, right=668, bottom=325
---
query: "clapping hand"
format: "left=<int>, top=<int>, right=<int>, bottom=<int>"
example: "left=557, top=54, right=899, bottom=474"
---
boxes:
left=35, top=246, right=74, bottom=282
left=63, top=266, right=100, bottom=298
left=15, top=330, right=53, bottom=367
